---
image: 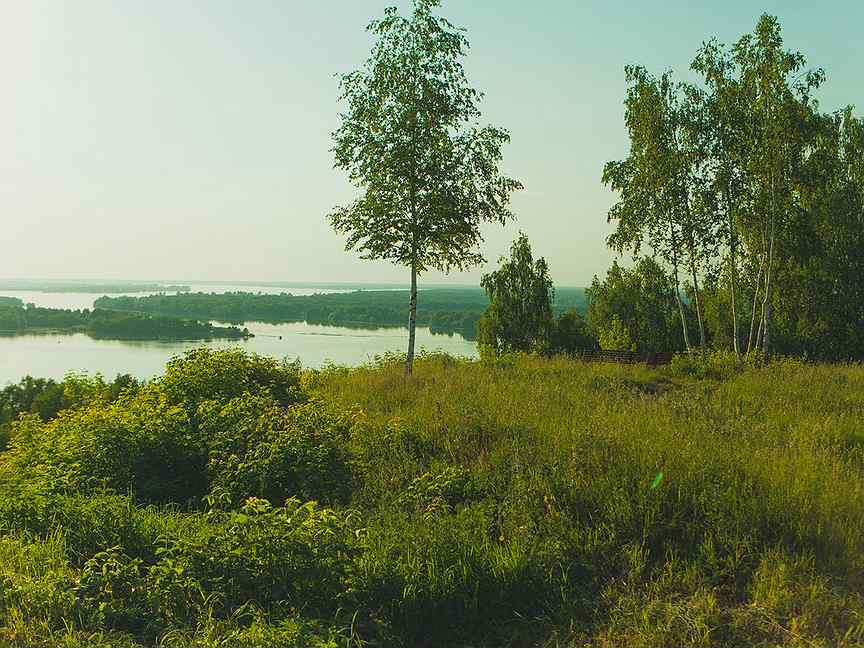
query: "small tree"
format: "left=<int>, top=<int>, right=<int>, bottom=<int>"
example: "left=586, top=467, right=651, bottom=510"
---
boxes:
left=329, top=0, right=522, bottom=374
left=586, top=257, right=684, bottom=353
left=550, top=309, right=596, bottom=355
left=478, top=234, right=554, bottom=358
left=598, top=316, right=636, bottom=352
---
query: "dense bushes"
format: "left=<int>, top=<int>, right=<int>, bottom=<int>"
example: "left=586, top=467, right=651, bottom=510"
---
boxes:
left=0, top=349, right=319, bottom=504
left=0, top=374, right=138, bottom=449
left=2, top=350, right=864, bottom=646
left=201, top=396, right=354, bottom=507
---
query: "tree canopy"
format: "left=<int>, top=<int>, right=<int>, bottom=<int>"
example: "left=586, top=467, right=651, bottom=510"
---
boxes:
left=329, top=0, right=521, bottom=372
left=478, top=234, right=554, bottom=358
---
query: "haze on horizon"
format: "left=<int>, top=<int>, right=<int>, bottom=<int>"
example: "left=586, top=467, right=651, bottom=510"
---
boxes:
left=1, top=0, right=861, bottom=287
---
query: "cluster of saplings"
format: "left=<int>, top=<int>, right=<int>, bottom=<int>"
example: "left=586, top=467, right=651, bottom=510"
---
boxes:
left=479, top=16, right=864, bottom=363
left=2, top=347, right=864, bottom=646
left=0, top=301, right=249, bottom=341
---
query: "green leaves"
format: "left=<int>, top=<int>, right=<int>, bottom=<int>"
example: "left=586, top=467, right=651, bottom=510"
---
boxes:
left=329, top=0, right=521, bottom=274
left=478, top=233, right=555, bottom=357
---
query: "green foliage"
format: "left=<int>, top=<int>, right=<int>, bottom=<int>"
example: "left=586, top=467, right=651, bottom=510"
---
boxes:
left=478, top=233, right=555, bottom=357
left=606, top=14, right=864, bottom=360
left=0, top=349, right=311, bottom=504
left=0, top=389, right=201, bottom=502
left=158, top=348, right=304, bottom=411
left=0, top=302, right=247, bottom=340
left=3, top=351, right=864, bottom=645
left=598, top=315, right=636, bottom=352
left=0, top=374, right=138, bottom=450
left=396, top=465, right=477, bottom=516
left=549, top=308, right=597, bottom=355
left=668, top=349, right=757, bottom=380
left=329, top=0, right=521, bottom=275
left=587, top=257, right=683, bottom=352
left=148, top=498, right=359, bottom=624
left=201, top=395, right=354, bottom=507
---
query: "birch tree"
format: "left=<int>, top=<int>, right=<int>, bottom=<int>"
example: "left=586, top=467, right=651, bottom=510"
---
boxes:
left=603, top=67, right=714, bottom=354
left=329, top=0, right=522, bottom=374
left=732, top=15, right=823, bottom=359
left=692, top=41, right=749, bottom=355
left=477, top=233, right=554, bottom=358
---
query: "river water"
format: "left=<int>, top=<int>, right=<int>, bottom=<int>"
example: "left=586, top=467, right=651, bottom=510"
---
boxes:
left=0, top=286, right=477, bottom=385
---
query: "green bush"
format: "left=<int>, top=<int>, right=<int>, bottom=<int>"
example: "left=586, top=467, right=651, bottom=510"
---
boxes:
left=148, top=498, right=359, bottom=622
left=202, top=395, right=355, bottom=507
left=396, top=465, right=478, bottom=516
left=76, top=547, right=149, bottom=633
left=0, top=390, right=204, bottom=503
left=0, top=350, right=322, bottom=505
left=158, top=348, right=305, bottom=412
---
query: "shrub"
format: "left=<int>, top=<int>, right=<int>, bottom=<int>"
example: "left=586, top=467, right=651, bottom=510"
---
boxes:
left=157, top=348, right=305, bottom=413
left=201, top=395, right=355, bottom=507
left=149, top=498, right=360, bottom=621
left=0, top=389, right=204, bottom=503
left=75, top=547, right=149, bottom=633
left=397, top=465, right=478, bottom=516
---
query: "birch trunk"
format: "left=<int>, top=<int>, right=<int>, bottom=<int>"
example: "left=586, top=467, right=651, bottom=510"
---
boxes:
left=406, top=262, right=418, bottom=374
left=689, top=248, right=707, bottom=360
left=762, top=170, right=777, bottom=363
left=726, top=187, right=740, bottom=355
left=746, top=232, right=767, bottom=354
left=669, top=220, right=692, bottom=352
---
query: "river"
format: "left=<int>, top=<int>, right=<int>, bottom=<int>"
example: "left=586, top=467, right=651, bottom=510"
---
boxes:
left=0, top=286, right=478, bottom=385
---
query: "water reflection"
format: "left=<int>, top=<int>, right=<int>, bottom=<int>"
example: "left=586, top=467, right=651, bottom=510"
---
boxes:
left=0, top=320, right=477, bottom=385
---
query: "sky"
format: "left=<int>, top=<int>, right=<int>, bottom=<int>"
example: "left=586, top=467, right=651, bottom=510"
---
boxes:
left=1, top=1, right=862, bottom=287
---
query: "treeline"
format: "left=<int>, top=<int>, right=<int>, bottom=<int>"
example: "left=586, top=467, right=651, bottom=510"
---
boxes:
left=0, top=373, right=139, bottom=449
left=600, top=15, right=864, bottom=361
left=0, top=304, right=249, bottom=341
left=0, top=281, right=189, bottom=293
left=95, top=288, right=589, bottom=335
left=482, top=16, right=864, bottom=362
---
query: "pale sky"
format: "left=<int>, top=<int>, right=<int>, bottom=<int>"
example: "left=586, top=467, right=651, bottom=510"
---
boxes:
left=1, top=1, right=861, bottom=286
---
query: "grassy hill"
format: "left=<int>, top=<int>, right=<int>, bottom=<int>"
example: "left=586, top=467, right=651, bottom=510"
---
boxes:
left=0, top=349, right=862, bottom=646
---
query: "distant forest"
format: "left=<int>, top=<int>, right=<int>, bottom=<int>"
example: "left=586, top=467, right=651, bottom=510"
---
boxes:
left=0, top=303, right=248, bottom=341
left=0, top=280, right=189, bottom=293
left=95, top=288, right=589, bottom=336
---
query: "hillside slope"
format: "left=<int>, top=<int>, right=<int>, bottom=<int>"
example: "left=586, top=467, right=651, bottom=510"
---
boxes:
left=1, top=350, right=862, bottom=646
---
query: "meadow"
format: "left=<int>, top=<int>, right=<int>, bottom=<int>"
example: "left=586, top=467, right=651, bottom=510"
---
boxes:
left=0, top=349, right=862, bottom=647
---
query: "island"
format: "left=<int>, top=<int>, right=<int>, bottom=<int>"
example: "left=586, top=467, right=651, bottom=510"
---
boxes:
left=0, top=303, right=250, bottom=341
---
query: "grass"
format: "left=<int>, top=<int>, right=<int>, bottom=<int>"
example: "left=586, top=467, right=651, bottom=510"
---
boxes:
left=1, top=350, right=863, bottom=646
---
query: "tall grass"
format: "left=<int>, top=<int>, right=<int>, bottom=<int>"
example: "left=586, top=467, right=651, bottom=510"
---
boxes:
left=315, top=354, right=864, bottom=645
left=1, top=351, right=863, bottom=646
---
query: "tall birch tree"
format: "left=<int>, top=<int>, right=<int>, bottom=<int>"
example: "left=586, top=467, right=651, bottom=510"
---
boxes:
left=732, top=15, right=823, bottom=359
left=329, top=0, right=522, bottom=374
left=604, top=67, right=714, bottom=354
